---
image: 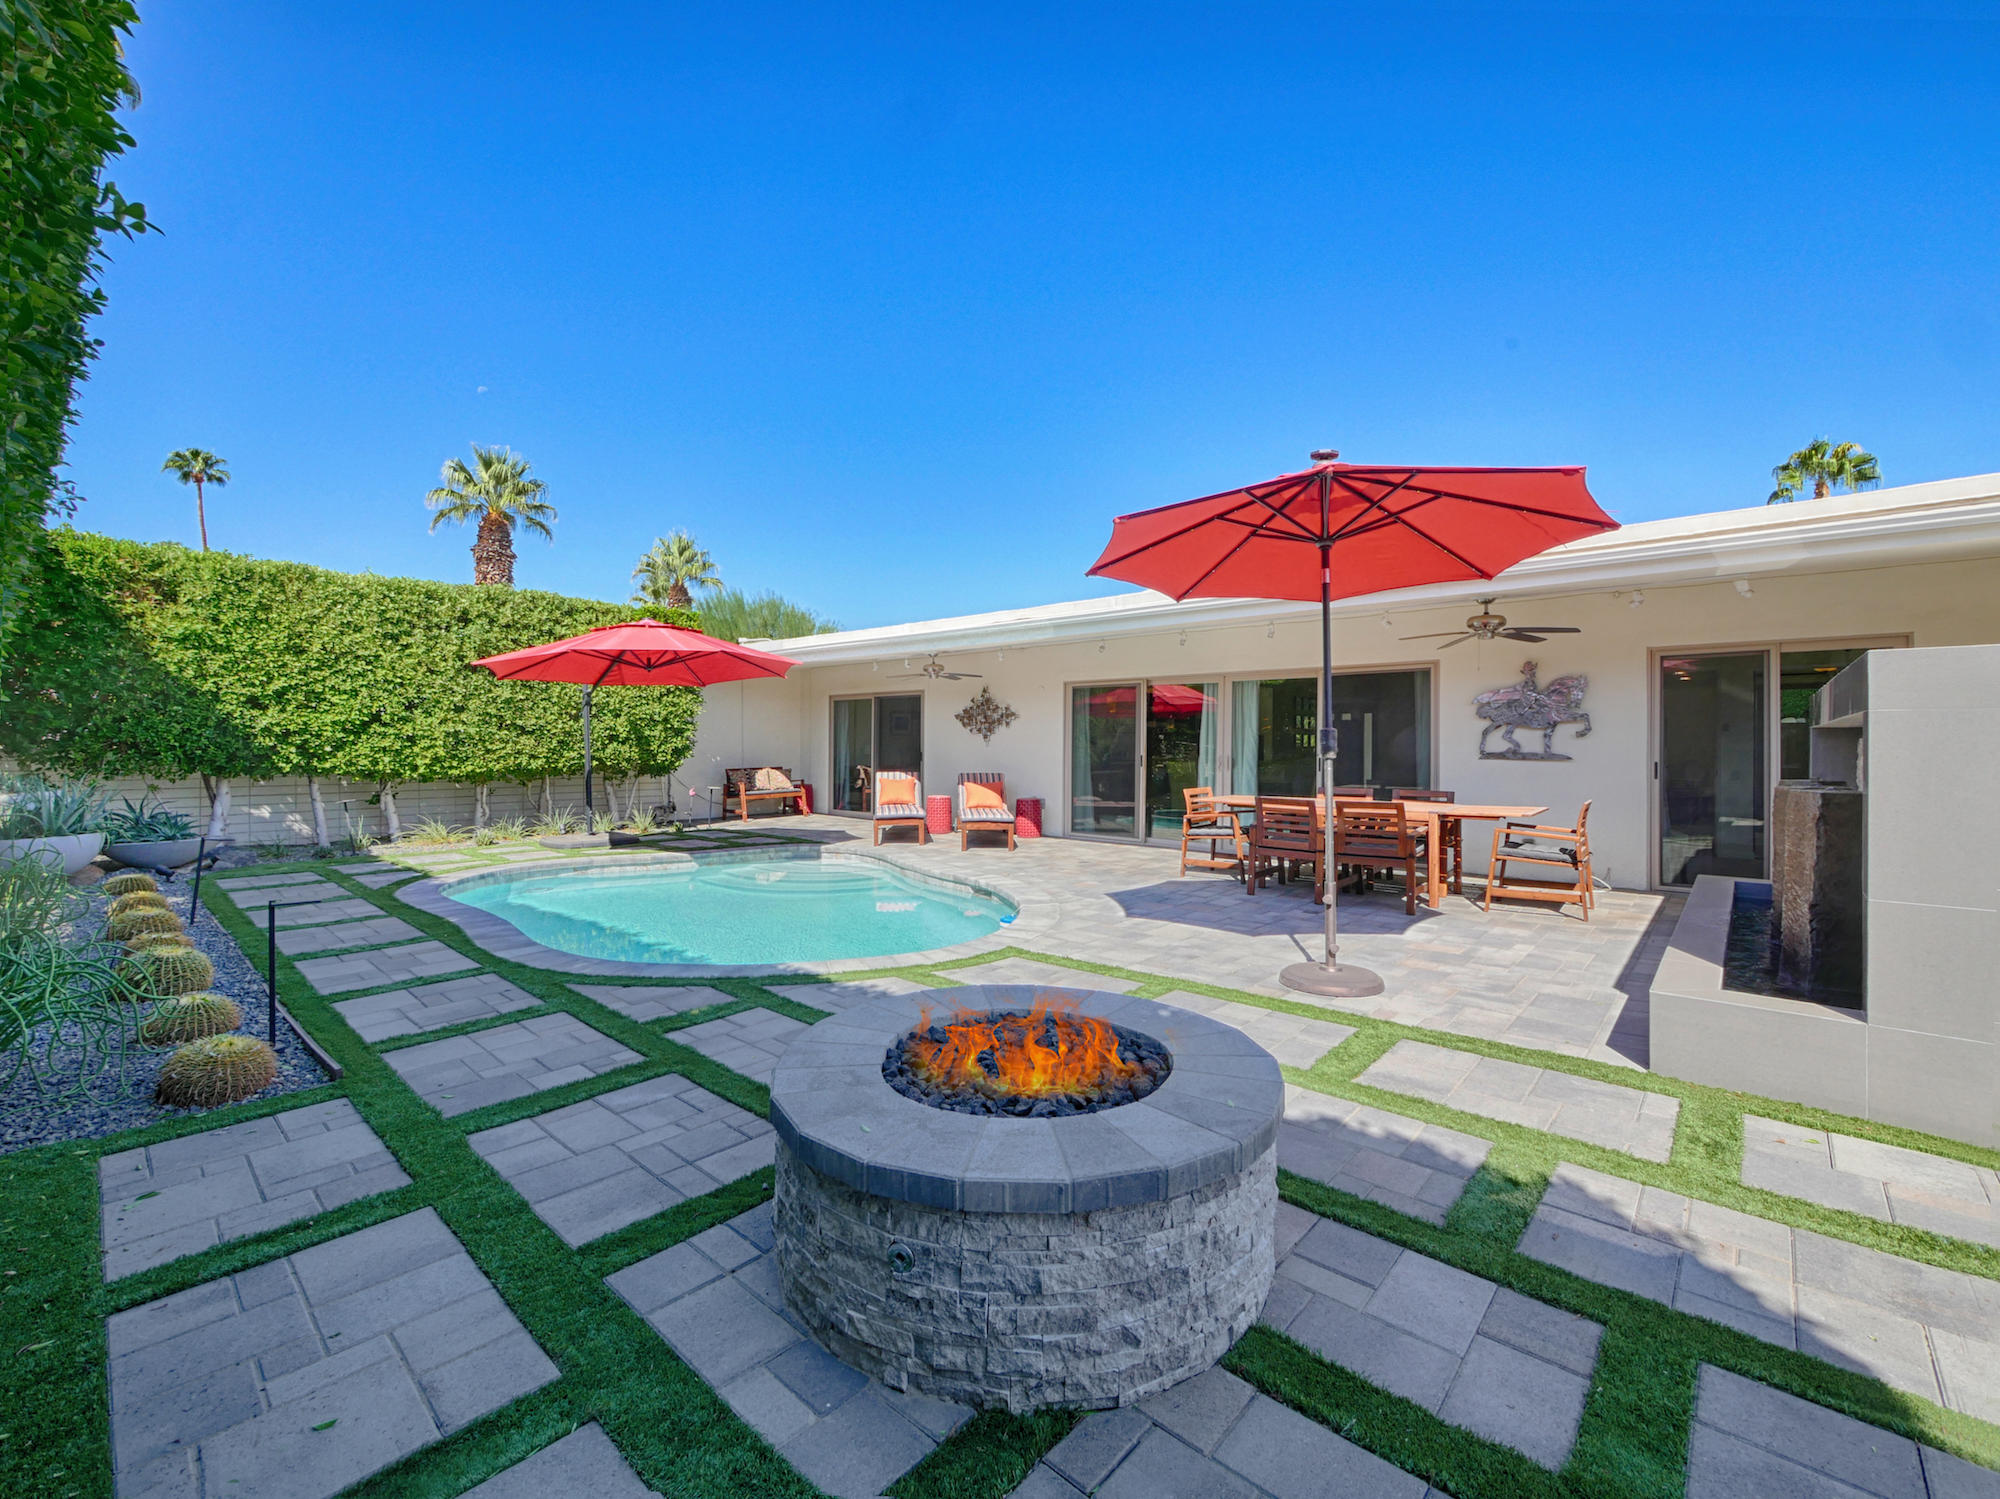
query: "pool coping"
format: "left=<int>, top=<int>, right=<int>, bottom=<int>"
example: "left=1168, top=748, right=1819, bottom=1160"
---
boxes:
left=393, top=845, right=1057, bottom=978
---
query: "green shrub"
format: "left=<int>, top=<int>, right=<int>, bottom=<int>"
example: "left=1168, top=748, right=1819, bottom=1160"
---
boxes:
left=137, top=992, right=241, bottom=1046
left=154, top=1033, right=276, bottom=1107
left=404, top=818, right=468, bottom=846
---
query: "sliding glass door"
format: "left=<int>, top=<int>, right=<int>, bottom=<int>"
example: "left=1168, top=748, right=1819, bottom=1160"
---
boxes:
left=1229, top=677, right=1319, bottom=796
left=1658, top=652, right=1768, bottom=884
left=829, top=695, right=923, bottom=813
left=1144, top=682, right=1220, bottom=838
left=1071, top=684, right=1139, bottom=836
left=1228, top=672, right=1431, bottom=797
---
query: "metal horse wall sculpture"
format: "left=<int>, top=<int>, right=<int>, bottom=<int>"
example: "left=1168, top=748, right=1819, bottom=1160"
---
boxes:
left=1475, top=660, right=1591, bottom=760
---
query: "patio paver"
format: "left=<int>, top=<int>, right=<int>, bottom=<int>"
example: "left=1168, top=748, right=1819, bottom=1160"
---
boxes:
left=385, top=1014, right=641, bottom=1116
left=214, top=875, right=346, bottom=906
left=98, top=1099, right=410, bottom=1280
left=1359, top=1038, right=1680, bottom=1161
left=607, top=1204, right=970, bottom=1499
left=670, top=1010, right=814, bottom=1086
left=1263, top=1200, right=1603, bottom=1469
left=277, top=914, right=427, bottom=956
left=1151, top=990, right=1354, bottom=1070
left=1743, top=1115, right=2000, bottom=1249
left=944, top=958, right=1139, bottom=992
left=107, top=1208, right=556, bottom=1499
left=1280, top=1085, right=1490, bottom=1224
left=1688, top=1364, right=2000, bottom=1498
left=332, top=972, right=542, bottom=1041
left=353, top=867, right=420, bottom=888
left=457, top=1423, right=656, bottom=1497
left=1011, top=1368, right=1442, bottom=1498
left=1519, top=1163, right=2000, bottom=1420
left=767, top=976, right=932, bottom=1013
left=570, top=983, right=738, bottom=1023
left=295, top=940, right=481, bottom=995
left=469, top=1074, right=774, bottom=1245
left=266, top=897, right=381, bottom=927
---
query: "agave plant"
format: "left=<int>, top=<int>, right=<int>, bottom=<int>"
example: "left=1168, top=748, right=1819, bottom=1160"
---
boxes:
left=624, top=808, right=661, bottom=836
left=102, top=796, right=196, bottom=844
left=486, top=816, right=530, bottom=842
left=529, top=811, right=581, bottom=838
left=0, top=776, right=110, bottom=839
left=404, top=818, right=470, bottom=846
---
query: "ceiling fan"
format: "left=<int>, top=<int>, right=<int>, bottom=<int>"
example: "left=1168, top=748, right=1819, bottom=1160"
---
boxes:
left=1400, top=597, right=1583, bottom=650
left=888, top=653, right=982, bottom=681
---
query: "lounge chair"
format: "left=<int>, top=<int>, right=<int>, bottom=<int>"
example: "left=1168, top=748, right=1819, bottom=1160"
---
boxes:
left=956, top=772, right=1015, bottom=850
left=873, top=772, right=927, bottom=845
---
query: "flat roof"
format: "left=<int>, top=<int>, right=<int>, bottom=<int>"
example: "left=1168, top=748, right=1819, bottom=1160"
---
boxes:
left=760, top=472, right=2000, bottom=663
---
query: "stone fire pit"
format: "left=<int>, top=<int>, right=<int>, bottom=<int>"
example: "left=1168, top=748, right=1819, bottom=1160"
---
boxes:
left=769, top=984, right=1282, bottom=1412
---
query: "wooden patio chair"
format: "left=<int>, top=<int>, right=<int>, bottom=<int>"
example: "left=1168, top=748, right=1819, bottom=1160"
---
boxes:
left=1246, top=796, right=1322, bottom=902
left=1333, top=802, right=1428, bottom=915
left=1484, top=800, right=1594, bottom=920
left=872, top=772, right=926, bottom=845
left=1179, top=786, right=1246, bottom=876
left=1395, top=787, right=1462, bottom=894
left=955, top=771, right=1015, bottom=850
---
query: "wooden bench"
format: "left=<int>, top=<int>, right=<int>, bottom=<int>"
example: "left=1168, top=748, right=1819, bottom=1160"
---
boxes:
left=723, top=767, right=808, bottom=822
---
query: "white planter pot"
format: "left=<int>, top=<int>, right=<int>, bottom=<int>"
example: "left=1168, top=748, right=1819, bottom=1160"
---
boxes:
left=0, top=832, right=106, bottom=877
left=106, top=836, right=204, bottom=871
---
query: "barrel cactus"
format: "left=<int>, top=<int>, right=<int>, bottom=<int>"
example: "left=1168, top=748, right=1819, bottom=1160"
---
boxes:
left=123, top=945, right=215, bottom=999
left=108, top=906, right=184, bottom=943
left=139, top=993, right=243, bottom=1046
left=155, top=1034, right=278, bottom=1108
left=103, top=871, right=161, bottom=898
left=124, top=931, right=195, bottom=956
left=108, top=891, right=172, bottom=919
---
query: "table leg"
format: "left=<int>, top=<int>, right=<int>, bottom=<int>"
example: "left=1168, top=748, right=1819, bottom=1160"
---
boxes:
left=1425, top=816, right=1444, bottom=908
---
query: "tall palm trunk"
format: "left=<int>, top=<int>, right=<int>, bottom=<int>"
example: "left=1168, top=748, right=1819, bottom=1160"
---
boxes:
left=666, top=580, right=691, bottom=609
left=195, top=477, right=210, bottom=551
left=471, top=511, right=517, bottom=586
left=1814, top=478, right=1830, bottom=499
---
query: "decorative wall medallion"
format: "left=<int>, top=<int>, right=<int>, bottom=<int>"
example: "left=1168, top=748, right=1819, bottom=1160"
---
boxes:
left=955, top=686, right=1018, bottom=743
left=1475, top=660, right=1591, bottom=760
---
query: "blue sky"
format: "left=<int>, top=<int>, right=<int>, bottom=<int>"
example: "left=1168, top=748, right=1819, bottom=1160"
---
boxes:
left=67, top=3, right=2000, bottom=629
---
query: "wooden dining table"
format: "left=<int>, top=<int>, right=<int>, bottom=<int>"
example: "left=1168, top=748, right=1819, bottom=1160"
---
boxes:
left=1215, top=795, right=1549, bottom=910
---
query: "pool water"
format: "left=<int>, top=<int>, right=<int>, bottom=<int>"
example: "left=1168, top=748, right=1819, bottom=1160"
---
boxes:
left=449, top=857, right=1014, bottom=966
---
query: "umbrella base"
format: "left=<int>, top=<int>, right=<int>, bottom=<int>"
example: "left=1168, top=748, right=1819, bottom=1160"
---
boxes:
left=1280, top=960, right=1386, bottom=999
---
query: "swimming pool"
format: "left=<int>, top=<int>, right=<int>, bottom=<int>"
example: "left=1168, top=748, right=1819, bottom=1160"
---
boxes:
left=446, top=856, right=1015, bottom=966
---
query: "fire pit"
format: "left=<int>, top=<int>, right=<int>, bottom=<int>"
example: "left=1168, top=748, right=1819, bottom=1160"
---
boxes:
left=770, top=984, right=1282, bottom=1412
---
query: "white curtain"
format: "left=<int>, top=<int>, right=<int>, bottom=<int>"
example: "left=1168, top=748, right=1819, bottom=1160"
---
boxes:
left=1230, top=681, right=1261, bottom=795
left=1197, top=684, right=1220, bottom=791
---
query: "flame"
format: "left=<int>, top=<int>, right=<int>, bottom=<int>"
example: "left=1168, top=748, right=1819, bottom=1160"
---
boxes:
left=903, top=993, right=1147, bottom=1100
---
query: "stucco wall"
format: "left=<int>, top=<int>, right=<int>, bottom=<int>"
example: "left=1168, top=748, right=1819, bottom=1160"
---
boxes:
left=694, top=554, right=2000, bottom=889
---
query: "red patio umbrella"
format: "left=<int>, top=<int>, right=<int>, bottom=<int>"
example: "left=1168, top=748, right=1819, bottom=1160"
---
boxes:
left=1088, top=451, right=1617, bottom=998
left=471, top=619, right=798, bottom=817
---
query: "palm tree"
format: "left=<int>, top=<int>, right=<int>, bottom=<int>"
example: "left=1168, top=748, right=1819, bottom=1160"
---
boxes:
left=161, top=449, right=229, bottom=550
left=424, top=445, right=556, bottom=585
left=1769, top=439, right=1881, bottom=504
left=631, top=532, right=723, bottom=611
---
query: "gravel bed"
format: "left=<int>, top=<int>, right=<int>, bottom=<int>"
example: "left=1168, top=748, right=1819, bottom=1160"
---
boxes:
left=0, top=879, right=333, bottom=1155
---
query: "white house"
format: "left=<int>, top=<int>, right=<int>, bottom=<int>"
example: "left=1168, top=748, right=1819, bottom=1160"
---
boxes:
left=687, top=472, right=2000, bottom=893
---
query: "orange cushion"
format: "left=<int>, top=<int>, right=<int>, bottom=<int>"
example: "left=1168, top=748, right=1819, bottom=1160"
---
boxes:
left=962, top=780, right=1005, bottom=811
left=877, top=777, right=916, bottom=807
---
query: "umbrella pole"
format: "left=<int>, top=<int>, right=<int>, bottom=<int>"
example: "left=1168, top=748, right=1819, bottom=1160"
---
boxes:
left=581, top=685, right=595, bottom=819
left=1280, top=524, right=1385, bottom=999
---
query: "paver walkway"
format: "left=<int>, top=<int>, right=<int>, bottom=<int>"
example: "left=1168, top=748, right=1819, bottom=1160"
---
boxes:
left=1263, top=1202, right=1605, bottom=1469
left=108, top=1208, right=555, bottom=1499
left=670, top=1010, right=814, bottom=1086
left=1688, top=1364, right=2000, bottom=1498
left=1359, top=1039, right=1681, bottom=1161
left=1279, top=1085, right=1490, bottom=1224
left=1520, top=1163, right=2000, bottom=1420
left=607, top=1204, right=970, bottom=1499
left=469, top=1075, right=774, bottom=1245
left=385, top=1014, right=641, bottom=1116
left=99, top=1099, right=410, bottom=1281
left=296, top=939, right=479, bottom=995
left=947, top=958, right=1139, bottom=992
left=767, top=976, right=931, bottom=1012
left=570, top=983, right=738, bottom=1023
left=269, top=897, right=381, bottom=927
left=457, top=1423, right=657, bottom=1497
left=332, top=972, right=541, bottom=1041
left=214, top=875, right=346, bottom=905
left=1743, top=1115, right=2000, bottom=1249
left=277, top=914, right=426, bottom=956
left=1149, top=990, right=1353, bottom=1070
left=352, top=867, right=419, bottom=888
left=216, top=872, right=337, bottom=890
left=1008, top=1365, right=1441, bottom=1498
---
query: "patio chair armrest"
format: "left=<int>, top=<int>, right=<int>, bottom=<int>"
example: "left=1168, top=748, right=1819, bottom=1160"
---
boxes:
left=1502, top=822, right=1582, bottom=839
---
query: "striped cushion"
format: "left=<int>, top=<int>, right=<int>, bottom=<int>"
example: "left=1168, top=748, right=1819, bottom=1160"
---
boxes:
left=959, top=805, right=1013, bottom=822
left=875, top=803, right=924, bottom=819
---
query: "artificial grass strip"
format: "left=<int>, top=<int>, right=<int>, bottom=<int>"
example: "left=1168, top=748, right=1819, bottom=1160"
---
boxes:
left=885, top=1409, right=1081, bottom=1499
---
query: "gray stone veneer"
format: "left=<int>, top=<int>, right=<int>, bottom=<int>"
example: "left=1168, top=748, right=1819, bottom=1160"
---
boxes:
left=776, top=1138, right=1276, bottom=1414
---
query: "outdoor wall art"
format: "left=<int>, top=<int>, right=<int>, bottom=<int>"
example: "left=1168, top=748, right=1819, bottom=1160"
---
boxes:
left=955, top=686, right=1019, bottom=743
left=1475, top=660, right=1591, bottom=760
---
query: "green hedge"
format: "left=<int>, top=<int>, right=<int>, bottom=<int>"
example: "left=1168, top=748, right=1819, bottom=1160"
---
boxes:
left=1, top=0, right=152, bottom=651
left=0, top=530, right=701, bottom=788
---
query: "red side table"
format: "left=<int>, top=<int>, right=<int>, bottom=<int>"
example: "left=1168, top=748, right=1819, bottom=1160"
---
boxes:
left=925, top=794, right=953, bottom=837
left=1015, top=797, right=1043, bottom=838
